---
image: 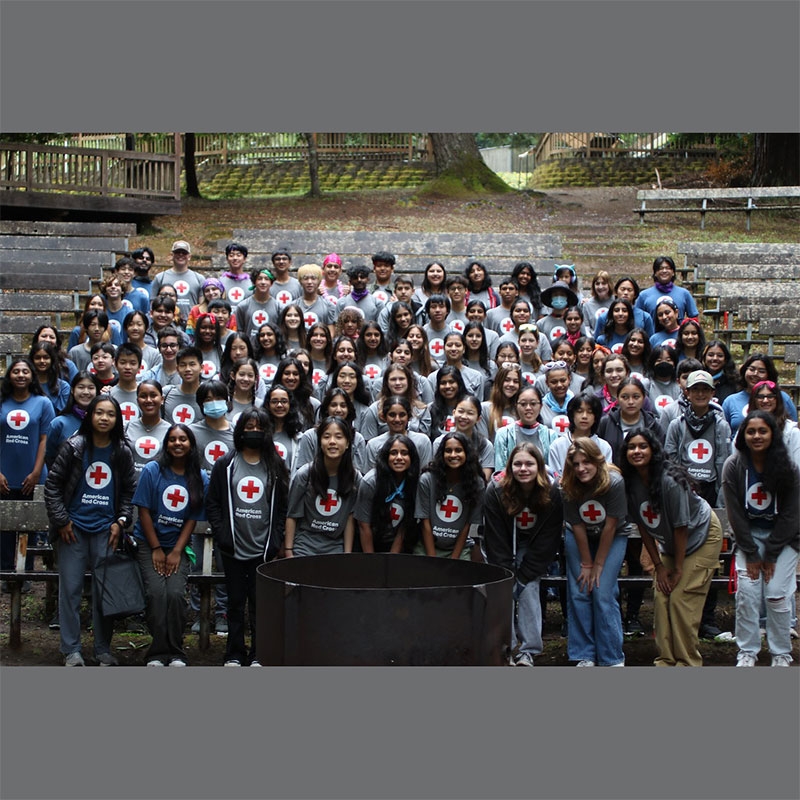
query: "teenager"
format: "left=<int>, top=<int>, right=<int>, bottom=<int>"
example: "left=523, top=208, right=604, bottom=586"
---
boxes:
left=125, top=379, right=171, bottom=476
left=219, top=242, right=250, bottom=307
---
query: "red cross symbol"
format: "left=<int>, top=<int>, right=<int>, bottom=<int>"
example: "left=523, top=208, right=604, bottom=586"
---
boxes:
left=438, top=496, right=461, bottom=520
left=8, top=411, right=28, bottom=428
left=501, top=415, right=515, bottom=428
left=444, top=415, right=456, bottom=431
left=553, top=415, right=570, bottom=433
left=663, top=338, right=677, bottom=349
left=137, top=363, right=147, bottom=376
left=260, top=364, right=276, bottom=380
left=501, top=318, right=515, bottom=333
left=277, top=291, right=291, bottom=305
left=390, top=503, right=402, bottom=523
left=166, top=487, right=186, bottom=508
left=641, top=503, right=659, bottom=526
left=206, top=442, right=226, bottom=462
left=524, top=373, right=536, bottom=386
left=326, top=295, right=338, bottom=306
left=656, top=395, right=672, bottom=409
left=239, top=479, right=262, bottom=500
left=174, top=281, right=189, bottom=295
left=202, top=361, right=217, bottom=378
left=582, top=503, right=603, bottom=522
left=550, top=326, right=566, bottom=340
left=88, top=465, right=109, bottom=486
left=612, top=343, right=624, bottom=354
left=691, top=441, right=710, bottom=460
left=174, top=405, right=194, bottom=423
left=120, top=403, right=137, bottom=422
left=137, top=438, right=157, bottom=456
left=430, top=339, right=444, bottom=355
left=88, top=365, right=97, bottom=375
left=274, top=442, right=287, bottom=459
left=312, top=369, right=324, bottom=385
left=252, top=310, right=268, bottom=326
left=316, top=490, right=340, bottom=516
left=364, top=365, right=380, bottom=380
left=749, top=484, right=769, bottom=508
left=229, top=287, right=244, bottom=302
left=451, top=320, right=464, bottom=333
left=374, top=290, right=389, bottom=303
left=304, top=312, right=317, bottom=328
left=516, top=509, right=535, bottom=529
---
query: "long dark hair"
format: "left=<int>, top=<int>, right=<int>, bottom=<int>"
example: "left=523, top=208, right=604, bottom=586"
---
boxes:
left=266, top=383, right=303, bottom=438
left=603, top=299, right=635, bottom=339
left=220, top=333, right=255, bottom=385
left=499, top=442, right=552, bottom=515
left=371, top=434, right=420, bottom=542
left=425, top=431, right=484, bottom=510
left=254, top=322, right=287, bottom=362
left=157, top=424, right=205, bottom=513
left=77, top=395, right=128, bottom=465
left=355, top=320, right=388, bottom=364
left=232, top=406, right=289, bottom=492
left=275, top=356, right=316, bottom=428
left=430, top=365, right=468, bottom=435
left=59, top=370, right=100, bottom=417
left=702, top=339, right=739, bottom=388
left=734, top=410, right=797, bottom=496
left=319, top=386, right=357, bottom=426
left=511, top=261, right=542, bottom=316
left=278, top=303, right=307, bottom=348
left=461, top=321, right=492, bottom=375
left=28, top=342, right=61, bottom=394
left=310, top=416, right=356, bottom=499
left=330, top=360, right=371, bottom=407
left=1, top=357, right=45, bottom=400
left=621, top=327, right=652, bottom=366
left=621, top=427, right=696, bottom=512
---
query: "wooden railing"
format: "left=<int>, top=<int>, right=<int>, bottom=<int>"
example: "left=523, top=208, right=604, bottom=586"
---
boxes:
left=0, top=139, right=182, bottom=200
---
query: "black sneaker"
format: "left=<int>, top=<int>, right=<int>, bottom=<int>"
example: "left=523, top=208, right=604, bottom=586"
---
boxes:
left=699, top=624, right=723, bottom=640
left=624, top=618, right=644, bottom=636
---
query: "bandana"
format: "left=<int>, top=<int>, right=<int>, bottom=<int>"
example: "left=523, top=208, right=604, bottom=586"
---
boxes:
left=655, top=281, right=675, bottom=293
left=601, top=384, right=618, bottom=414
left=385, top=479, right=406, bottom=504
left=222, top=271, right=249, bottom=281
left=72, top=405, right=87, bottom=419
left=350, top=287, right=370, bottom=303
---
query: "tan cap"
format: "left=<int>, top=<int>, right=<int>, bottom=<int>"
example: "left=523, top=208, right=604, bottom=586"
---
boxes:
left=686, top=370, right=715, bottom=389
left=171, top=240, right=191, bottom=253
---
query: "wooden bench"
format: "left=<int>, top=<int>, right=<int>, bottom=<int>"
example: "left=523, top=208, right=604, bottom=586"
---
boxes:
left=637, top=186, right=800, bottom=230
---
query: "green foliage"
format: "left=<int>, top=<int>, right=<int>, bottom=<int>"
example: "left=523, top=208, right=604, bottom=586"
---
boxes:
left=475, top=133, right=540, bottom=149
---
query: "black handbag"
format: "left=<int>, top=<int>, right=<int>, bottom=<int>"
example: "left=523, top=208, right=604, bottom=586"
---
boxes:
left=94, top=535, right=146, bottom=619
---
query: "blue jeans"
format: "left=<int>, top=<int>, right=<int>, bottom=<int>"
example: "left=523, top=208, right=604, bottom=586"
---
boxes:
left=735, top=529, right=799, bottom=660
left=57, top=526, right=115, bottom=657
left=512, top=544, right=543, bottom=656
left=565, top=530, right=627, bottom=665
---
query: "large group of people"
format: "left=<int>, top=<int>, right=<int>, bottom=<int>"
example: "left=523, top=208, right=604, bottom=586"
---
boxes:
left=1, top=241, right=798, bottom=668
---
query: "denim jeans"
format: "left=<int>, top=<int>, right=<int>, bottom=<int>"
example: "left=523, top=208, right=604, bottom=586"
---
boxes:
left=512, top=544, right=543, bottom=656
left=735, top=528, right=799, bottom=660
left=220, top=552, right=261, bottom=664
left=565, top=530, right=627, bottom=666
left=137, top=544, right=190, bottom=663
left=57, top=526, right=114, bottom=658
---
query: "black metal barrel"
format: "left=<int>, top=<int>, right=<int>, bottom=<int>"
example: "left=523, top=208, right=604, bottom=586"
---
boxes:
left=256, top=553, right=513, bottom=666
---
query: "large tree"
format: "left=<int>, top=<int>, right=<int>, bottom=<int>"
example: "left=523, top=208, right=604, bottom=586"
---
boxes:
left=428, top=133, right=511, bottom=193
left=751, top=133, right=800, bottom=186
left=184, top=132, right=201, bottom=198
left=304, top=132, right=322, bottom=198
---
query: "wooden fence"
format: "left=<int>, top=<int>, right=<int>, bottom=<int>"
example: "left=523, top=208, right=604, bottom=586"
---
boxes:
left=0, top=140, right=182, bottom=200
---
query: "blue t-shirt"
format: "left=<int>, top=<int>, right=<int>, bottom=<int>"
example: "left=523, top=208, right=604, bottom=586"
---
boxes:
left=132, top=461, right=208, bottom=548
left=68, top=444, right=116, bottom=534
left=0, top=394, right=55, bottom=488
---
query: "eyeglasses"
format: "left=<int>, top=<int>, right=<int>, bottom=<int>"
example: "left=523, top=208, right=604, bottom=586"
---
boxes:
left=269, top=398, right=290, bottom=405
left=755, top=393, right=777, bottom=401
left=160, top=343, right=179, bottom=350
left=517, top=400, right=541, bottom=408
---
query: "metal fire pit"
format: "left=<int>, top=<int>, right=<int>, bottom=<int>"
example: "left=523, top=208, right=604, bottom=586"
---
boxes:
left=256, top=553, right=513, bottom=666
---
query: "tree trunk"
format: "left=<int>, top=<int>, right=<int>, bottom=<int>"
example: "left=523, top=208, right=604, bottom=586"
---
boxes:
left=305, top=132, right=322, bottom=198
left=184, top=132, right=201, bottom=198
left=751, top=133, right=800, bottom=186
left=427, top=133, right=510, bottom=193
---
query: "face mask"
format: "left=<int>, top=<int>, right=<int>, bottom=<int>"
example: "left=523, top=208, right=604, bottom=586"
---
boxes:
left=241, top=431, right=264, bottom=449
left=203, top=400, right=228, bottom=419
left=653, top=362, right=674, bottom=379
left=550, top=296, right=568, bottom=310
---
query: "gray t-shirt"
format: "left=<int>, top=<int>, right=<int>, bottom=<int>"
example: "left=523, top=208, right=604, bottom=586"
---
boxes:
left=124, top=417, right=172, bottom=476
left=414, top=471, right=482, bottom=551
left=230, top=455, right=274, bottom=560
left=563, top=470, right=629, bottom=538
left=189, top=420, right=235, bottom=472
left=163, top=386, right=203, bottom=426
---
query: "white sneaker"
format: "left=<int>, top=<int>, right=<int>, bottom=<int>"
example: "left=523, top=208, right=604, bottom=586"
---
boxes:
left=514, top=652, right=535, bottom=667
left=224, top=659, right=241, bottom=667
left=576, top=660, right=596, bottom=667
left=771, top=654, right=792, bottom=667
left=736, top=653, right=757, bottom=667
left=250, top=660, right=262, bottom=668
left=64, top=652, right=85, bottom=667
left=146, top=659, right=165, bottom=667
left=607, top=662, right=625, bottom=667
left=790, top=628, right=799, bottom=640
left=169, top=658, right=187, bottom=667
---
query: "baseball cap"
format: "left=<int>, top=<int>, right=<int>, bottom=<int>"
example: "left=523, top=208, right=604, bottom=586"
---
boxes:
left=686, top=370, right=715, bottom=389
left=171, top=240, right=191, bottom=254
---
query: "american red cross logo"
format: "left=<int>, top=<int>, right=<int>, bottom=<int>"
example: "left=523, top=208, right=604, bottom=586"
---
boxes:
left=277, top=291, right=291, bottom=305
left=390, top=502, right=404, bottom=525
left=8, top=410, right=29, bottom=429
left=163, top=485, right=187, bottom=510
left=237, top=477, right=263, bottom=503
left=86, top=462, right=111, bottom=488
left=137, top=362, right=147, bottom=376
left=437, top=494, right=463, bottom=521
left=252, top=310, right=268, bottom=326
left=656, top=395, right=672, bottom=409
left=274, top=442, right=287, bottom=459
left=501, top=415, right=515, bottom=428
left=688, top=439, right=712, bottom=464
left=516, top=509, right=536, bottom=529
left=315, top=490, right=341, bottom=516
left=374, top=290, right=389, bottom=303
left=553, top=415, right=570, bottom=433
left=260, top=364, right=276, bottom=381
left=550, top=326, right=566, bottom=340
left=663, top=338, right=677, bottom=349
left=205, top=442, right=228, bottom=463
left=640, top=501, right=660, bottom=528
left=429, top=339, right=444, bottom=355
left=201, top=361, right=217, bottom=378
left=304, top=312, right=318, bottom=328
left=580, top=501, right=605, bottom=524
left=229, top=287, right=244, bottom=302
left=312, top=369, right=324, bottom=385
left=748, top=482, right=771, bottom=509
left=523, top=373, right=536, bottom=386
left=501, top=318, right=515, bottom=333
left=173, top=405, right=195, bottom=424
left=611, top=342, right=624, bottom=354
left=136, top=437, right=158, bottom=457
left=364, top=365, right=381, bottom=380
left=174, top=281, right=189, bottom=295
left=451, top=320, right=464, bottom=333
left=325, top=294, right=338, bottom=306
left=120, top=403, right=138, bottom=422
left=444, top=415, right=456, bottom=431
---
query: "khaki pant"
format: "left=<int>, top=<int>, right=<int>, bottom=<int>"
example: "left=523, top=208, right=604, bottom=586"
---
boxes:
left=653, top=512, right=722, bottom=667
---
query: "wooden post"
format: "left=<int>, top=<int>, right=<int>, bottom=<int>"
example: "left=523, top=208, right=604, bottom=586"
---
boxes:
left=173, top=132, right=182, bottom=201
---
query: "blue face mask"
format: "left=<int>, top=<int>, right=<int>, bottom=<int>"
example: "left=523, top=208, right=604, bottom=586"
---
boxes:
left=550, top=296, right=568, bottom=310
left=203, top=399, right=228, bottom=419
